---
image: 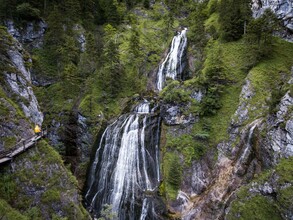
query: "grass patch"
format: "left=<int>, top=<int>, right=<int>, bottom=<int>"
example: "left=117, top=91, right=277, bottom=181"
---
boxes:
left=0, top=199, right=28, bottom=220
left=191, top=40, right=248, bottom=144
left=246, top=38, right=293, bottom=121
left=227, top=157, right=293, bottom=219
left=227, top=195, right=282, bottom=220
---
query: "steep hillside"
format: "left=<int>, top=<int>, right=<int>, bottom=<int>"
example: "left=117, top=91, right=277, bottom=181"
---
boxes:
left=0, top=23, right=89, bottom=220
left=0, top=0, right=293, bottom=219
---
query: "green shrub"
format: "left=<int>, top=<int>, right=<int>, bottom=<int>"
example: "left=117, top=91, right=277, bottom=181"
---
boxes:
left=0, top=199, right=28, bottom=220
left=41, top=189, right=61, bottom=204
left=160, top=81, right=191, bottom=103
left=227, top=195, right=282, bottom=220
left=16, top=3, right=40, bottom=20
left=167, top=134, right=206, bottom=165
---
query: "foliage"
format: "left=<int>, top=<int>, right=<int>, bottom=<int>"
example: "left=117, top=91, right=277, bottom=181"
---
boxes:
left=97, top=204, right=117, bottom=220
left=199, top=41, right=227, bottom=116
left=163, top=152, right=182, bottom=200
left=244, top=9, right=280, bottom=66
left=227, top=195, right=282, bottom=220
left=166, top=134, right=206, bottom=165
left=98, top=24, right=124, bottom=98
left=0, top=199, right=28, bottom=220
left=16, top=3, right=41, bottom=20
left=160, top=80, right=192, bottom=104
left=188, top=1, right=209, bottom=49
left=218, top=0, right=251, bottom=41
left=227, top=157, right=293, bottom=220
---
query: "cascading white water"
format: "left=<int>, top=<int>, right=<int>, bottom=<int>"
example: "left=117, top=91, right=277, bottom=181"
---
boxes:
left=135, top=99, right=150, bottom=114
left=85, top=101, right=161, bottom=220
left=85, top=28, right=189, bottom=219
left=156, top=28, right=188, bottom=91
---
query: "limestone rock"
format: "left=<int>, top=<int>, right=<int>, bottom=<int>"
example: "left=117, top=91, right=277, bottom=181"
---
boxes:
left=251, top=0, right=293, bottom=40
left=5, top=20, right=47, bottom=48
left=4, top=39, right=43, bottom=125
left=161, top=104, right=195, bottom=125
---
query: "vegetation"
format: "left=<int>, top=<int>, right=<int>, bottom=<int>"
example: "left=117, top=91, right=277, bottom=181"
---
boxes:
left=162, top=152, right=183, bottom=200
left=0, top=140, right=89, bottom=219
left=0, top=0, right=293, bottom=219
left=227, top=157, right=293, bottom=220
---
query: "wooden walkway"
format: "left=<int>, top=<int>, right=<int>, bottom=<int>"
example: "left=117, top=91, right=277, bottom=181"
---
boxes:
left=0, top=130, right=47, bottom=165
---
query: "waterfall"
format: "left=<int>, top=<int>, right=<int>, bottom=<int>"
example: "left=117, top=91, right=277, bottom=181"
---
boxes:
left=156, top=28, right=188, bottom=91
left=85, top=101, right=161, bottom=219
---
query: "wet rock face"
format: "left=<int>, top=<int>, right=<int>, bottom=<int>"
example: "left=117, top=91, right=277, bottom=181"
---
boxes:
left=231, top=79, right=254, bottom=129
left=161, top=104, right=195, bottom=125
left=77, top=113, right=93, bottom=162
left=5, top=20, right=47, bottom=48
left=251, top=0, right=293, bottom=40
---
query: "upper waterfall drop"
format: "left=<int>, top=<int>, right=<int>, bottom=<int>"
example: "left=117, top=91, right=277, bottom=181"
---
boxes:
left=156, top=28, right=188, bottom=91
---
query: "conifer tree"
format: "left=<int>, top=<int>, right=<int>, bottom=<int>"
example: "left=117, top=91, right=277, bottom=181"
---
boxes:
left=218, top=0, right=251, bottom=41
left=100, top=24, right=123, bottom=97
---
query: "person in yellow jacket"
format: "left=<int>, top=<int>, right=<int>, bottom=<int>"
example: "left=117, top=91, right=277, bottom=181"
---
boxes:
left=34, top=124, right=41, bottom=135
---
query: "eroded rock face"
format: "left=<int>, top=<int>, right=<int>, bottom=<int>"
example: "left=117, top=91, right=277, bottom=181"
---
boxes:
left=0, top=27, right=43, bottom=150
left=177, top=71, right=293, bottom=219
left=251, top=0, right=293, bottom=40
left=161, top=104, right=195, bottom=125
left=5, top=20, right=47, bottom=48
left=260, top=92, right=293, bottom=166
left=5, top=40, right=43, bottom=125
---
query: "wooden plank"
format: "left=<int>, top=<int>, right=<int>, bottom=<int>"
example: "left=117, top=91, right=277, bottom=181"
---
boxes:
left=0, top=131, right=47, bottom=165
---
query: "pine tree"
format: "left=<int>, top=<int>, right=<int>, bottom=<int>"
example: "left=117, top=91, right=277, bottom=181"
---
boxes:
left=218, top=0, right=251, bottom=41
left=167, top=154, right=182, bottom=190
left=188, top=2, right=208, bottom=49
left=44, top=6, right=65, bottom=73
left=100, top=24, right=123, bottom=97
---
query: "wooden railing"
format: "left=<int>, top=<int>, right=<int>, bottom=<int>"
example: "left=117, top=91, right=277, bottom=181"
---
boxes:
left=0, top=130, right=47, bottom=164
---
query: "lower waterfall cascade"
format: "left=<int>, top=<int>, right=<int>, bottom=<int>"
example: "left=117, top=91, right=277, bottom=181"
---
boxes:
left=85, top=101, right=162, bottom=219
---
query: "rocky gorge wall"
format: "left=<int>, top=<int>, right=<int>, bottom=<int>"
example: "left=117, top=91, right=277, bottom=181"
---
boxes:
left=0, top=26, right=43, bottom=151
left=0, top=25, right=90, bottom=219
left=252, top=0, right=293, bottom=41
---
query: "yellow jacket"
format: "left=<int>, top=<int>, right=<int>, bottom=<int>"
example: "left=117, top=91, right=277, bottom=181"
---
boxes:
left=34, top=125, right=41, bottom=133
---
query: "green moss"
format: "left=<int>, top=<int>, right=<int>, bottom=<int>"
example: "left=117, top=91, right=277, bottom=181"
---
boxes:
left=41, top=189, right=61, bottom=204
left=247, top=39, right=293, bottom=121
left=160, top=80, right=192, bottom=104
left=228, top=157, right=293, bottom=219
left=275, top=157, right=293, bottom=184
left=0, top=172, right=17, bottom=203
left=227, top=195, right=282, bottom=220
left=166, top=134, right=206, bottom=166
left=205, top=13, right=220, bottom=32
left=1, top=136, right=17, bottom=149
left=0, top=199, right=28, bottom=220
left=0, top=140, right=89, bottom=219
left=277, top=187, right=293, bottom=214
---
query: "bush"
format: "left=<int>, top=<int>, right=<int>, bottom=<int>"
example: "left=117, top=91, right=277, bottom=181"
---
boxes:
left=166, top=154, right=182, bottom=190
left=16, top=3, right=40, bottom=20
left=160, top=81, right=191, bottom=103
